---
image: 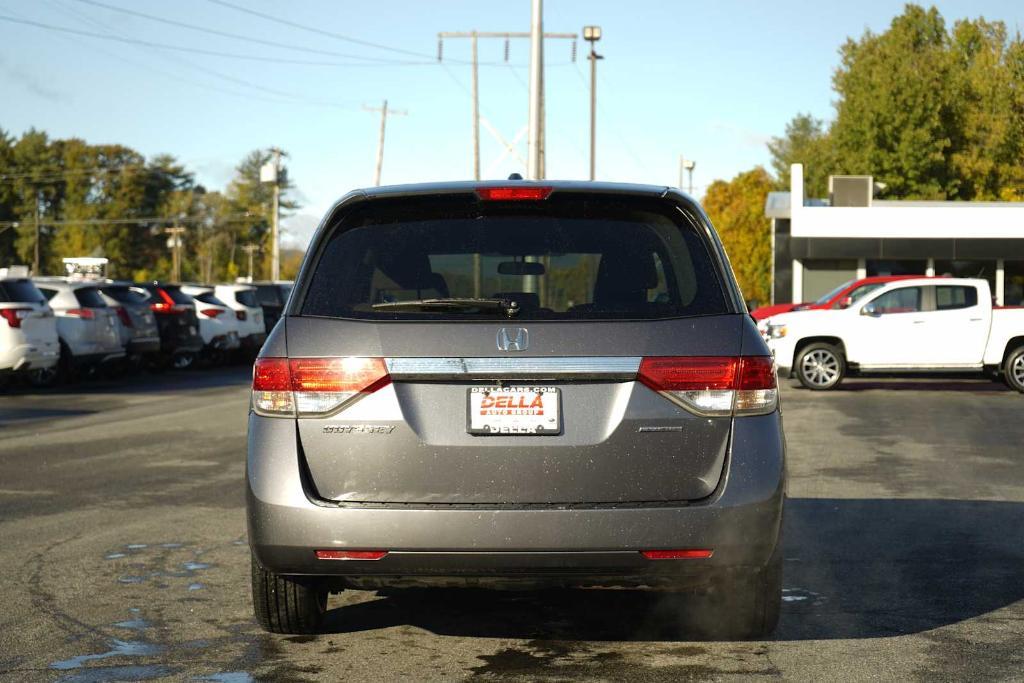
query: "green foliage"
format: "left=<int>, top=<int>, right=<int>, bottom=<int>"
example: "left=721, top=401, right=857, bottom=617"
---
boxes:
left=768, top=4, right=1024, bottom=202
left=702, top=167, right=774, bottom=305
left=0, top=132, right=301, bottom=281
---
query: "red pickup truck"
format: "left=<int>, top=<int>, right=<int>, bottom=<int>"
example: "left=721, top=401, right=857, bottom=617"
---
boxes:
left=751, top=275, right=921, bottom=321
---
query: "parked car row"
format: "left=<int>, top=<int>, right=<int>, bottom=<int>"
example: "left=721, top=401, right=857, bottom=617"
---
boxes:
left=0, top=266, right=291, bottom=387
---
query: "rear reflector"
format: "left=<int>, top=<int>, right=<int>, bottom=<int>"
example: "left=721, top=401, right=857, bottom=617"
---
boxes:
left=252, top=357, right=391, bottom=417
left=315, top=550, right=387, bottom=561
left=476, top=186, right=553, bottom=201
left=638, top=356, right=777, bottom=416
left=641, top=549, right=714, bottom=560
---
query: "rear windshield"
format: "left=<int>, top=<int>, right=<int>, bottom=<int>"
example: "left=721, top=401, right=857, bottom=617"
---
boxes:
left=0, top=279, right=46, bottom=304
left=255, top=285, right=281, bottom=306
left=234, top=289, right=259, bottom=307
left=194, top=292, right=228, bottom=306
left=101, top=285, right=149, bottom=305
left=300, top=194, right=729, bottom=321
left=74, top=287, right=108, bottom=308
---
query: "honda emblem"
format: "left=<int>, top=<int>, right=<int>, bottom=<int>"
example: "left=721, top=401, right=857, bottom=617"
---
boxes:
left=496, top=327, right=529, bottom=352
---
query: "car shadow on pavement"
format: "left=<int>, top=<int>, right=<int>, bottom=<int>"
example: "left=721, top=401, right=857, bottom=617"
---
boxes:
left=0, top=364, right=252, bottom=399
left=788, top=377, right=1013, bottom=393
left=318, top=497, right=1024, bottom=642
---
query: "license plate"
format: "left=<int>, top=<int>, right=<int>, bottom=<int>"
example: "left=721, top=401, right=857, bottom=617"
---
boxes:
left=467, top=386, right=560, bottom=435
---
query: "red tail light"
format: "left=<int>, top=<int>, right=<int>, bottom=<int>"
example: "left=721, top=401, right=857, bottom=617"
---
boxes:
left=0, top=308, right=32, bottom=328
left=641, top=549, right=714, bottom=560
left=235, top=310, right=247, bottom=321
left=252, top=357, right=391, bottom=417
left=315, top=550, right=387, bottom=561
left=149, top=288, right=186, bottom=314
left=114, top=306, right=133, bottom=328
left=637, top=356, right=777, bottom=416
left=200, top=308, right=223, bottom=318
left=66, top=308, right=96, bottom=320
left=476, top=186, right=553, bottom=201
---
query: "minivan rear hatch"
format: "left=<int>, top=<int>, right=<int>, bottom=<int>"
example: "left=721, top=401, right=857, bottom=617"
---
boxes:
left=281, top=188, right=752, bottom=506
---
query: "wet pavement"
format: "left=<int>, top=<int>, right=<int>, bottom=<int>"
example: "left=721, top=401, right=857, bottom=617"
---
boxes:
left=0, top=368, right=1022, bottom=681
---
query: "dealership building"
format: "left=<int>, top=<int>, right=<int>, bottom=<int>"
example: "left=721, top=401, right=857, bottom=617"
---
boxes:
left=765, top=164, right=1024, bottom=306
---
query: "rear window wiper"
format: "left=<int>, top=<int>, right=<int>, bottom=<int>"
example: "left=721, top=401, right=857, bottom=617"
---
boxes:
left=372, top=297, right=520, bottom=317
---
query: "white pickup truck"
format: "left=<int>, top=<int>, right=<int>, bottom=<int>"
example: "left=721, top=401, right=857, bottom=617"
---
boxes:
left=763, top=278, right=1024, bottom=392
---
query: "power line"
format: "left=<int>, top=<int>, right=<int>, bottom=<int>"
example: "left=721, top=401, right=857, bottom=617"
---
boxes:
left=206, top=0, right=437, bottom=61
left=67, top=0, right=424, bottom=64
left=0, top=214, right=259, bottom=228
left=0, top=15, right=429, bottom=67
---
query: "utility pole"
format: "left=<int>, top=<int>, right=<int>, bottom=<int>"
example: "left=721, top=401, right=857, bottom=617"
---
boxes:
left=260, top=148, right=285, bottom=281
left=583, top=26, right=603, bottom=181
left=242, top=243, right=259, bottom=283
left=364, top=100, right=408, bottom=187
left=527, top=0, right=544, bottom=180
left=164, top=226, right=186, bottom=283
left=33, top=190, right=41, bottom=275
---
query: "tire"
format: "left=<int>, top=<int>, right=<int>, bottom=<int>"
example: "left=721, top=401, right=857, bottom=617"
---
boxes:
left=251, top=554, right=328, bottom=634
left=689, top=542, right=783, bottom=640
left=27, top=341, right=70, bottom=388
left=1005, top=346, right=1024, bottom=394
left=795, top=342, right=845, bottom=391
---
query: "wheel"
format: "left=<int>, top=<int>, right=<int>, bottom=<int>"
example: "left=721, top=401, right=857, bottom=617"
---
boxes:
left=688, top=541, right=783, bottom=640
left=251, top=554, right=327, bottom=634
left=1005, top=346, right=1024, bottom=393
left=795, top=342, right=845, bottom=390
left=27, top=341, right=70, bottom=388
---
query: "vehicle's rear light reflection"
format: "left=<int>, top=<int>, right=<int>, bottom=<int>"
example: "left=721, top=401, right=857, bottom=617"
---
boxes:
left=315, top=550, right=388, bottom=561
left=640, top=549, right=714, bottom=560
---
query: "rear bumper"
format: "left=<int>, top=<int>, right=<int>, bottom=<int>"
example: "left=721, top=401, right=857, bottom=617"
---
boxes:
left=247, top=412, right=787, bottom=585
left=0, top=343, right=59, bottom=372
left=126, top=337, right=161, bottom=355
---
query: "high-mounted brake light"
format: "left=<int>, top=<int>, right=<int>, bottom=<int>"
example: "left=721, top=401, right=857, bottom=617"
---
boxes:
left=0, top=308, right=33, bottom=328
left=476, top=186, right=553, bottom=201
left=315, top=549, right=387, bottom=561
left=252, top=357, right=391, bottom=417
left=638, top=356, right=777, bottom=416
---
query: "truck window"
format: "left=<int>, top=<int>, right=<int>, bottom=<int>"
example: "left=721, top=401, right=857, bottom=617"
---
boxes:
left=935, top=286, right=978, bottom=311
left=872, top=287, right=922, bottom=315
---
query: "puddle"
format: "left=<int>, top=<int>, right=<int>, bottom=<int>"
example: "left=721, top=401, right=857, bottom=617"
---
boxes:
left=113, top=617, right=149, bottom=631
left=183, top=561, right=212, bottom=572
left=55, top=664, right=174, bottom=682
left=782, top=587, right=824, bottom=604
left=188, top=582, right=205, bottom=591
left=117, top=576, right=146, bottom=585
left=126, top=544, right=147, bottom=550
left=197, top=673, right=255, bottom=683
left=160, top=542, right=184, bottom=549
left=104, top=553, right=127, bottom=560
left=51, top=639, right=163, bottom=670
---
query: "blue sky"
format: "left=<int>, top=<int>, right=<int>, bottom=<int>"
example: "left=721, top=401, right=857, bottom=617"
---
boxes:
left=2, top=0, right=1022, bottom=247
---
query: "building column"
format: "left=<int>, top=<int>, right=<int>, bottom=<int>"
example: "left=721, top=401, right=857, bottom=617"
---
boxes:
left=926, top=258, right=935, bottom=277
left=996, top=259, right=1005, bottom=305
left=856, top=258, right=867, bottom=280
left=792, top=259, right=803, bottom=303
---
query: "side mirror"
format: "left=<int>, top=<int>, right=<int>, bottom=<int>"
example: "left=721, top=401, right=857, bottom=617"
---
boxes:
left=861, top=302, right=881, bottom=317
left=838, top=296, right=853, bottom=309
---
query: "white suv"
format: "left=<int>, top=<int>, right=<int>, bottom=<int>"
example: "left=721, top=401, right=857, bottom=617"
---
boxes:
left=0, top=269, right=59, bottom=382
left=180, top=285, right=241, bottom=360
left=213, top=284, right=266, bottom=355
left=33, top=277, right=125, bottom=382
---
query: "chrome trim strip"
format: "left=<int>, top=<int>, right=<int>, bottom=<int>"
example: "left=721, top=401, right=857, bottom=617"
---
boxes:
left=385, top=357, right=642, bottom=380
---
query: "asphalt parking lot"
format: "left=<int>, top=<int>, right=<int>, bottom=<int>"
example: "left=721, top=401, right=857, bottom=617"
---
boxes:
left=0, top=370, right=1022, bottom=681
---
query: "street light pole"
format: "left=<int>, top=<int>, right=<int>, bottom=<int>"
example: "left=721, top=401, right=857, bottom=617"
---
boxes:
left=527, top=0, right=544, bottom=180
left=583, top=26, right=602, bottom=181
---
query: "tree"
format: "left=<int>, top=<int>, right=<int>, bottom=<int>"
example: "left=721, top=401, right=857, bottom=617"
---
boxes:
left=767, top=114, right=836, bottom=198
left=703, top=167, right=774, bottom=305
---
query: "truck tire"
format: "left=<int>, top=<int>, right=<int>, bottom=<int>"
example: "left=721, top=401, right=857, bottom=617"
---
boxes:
left=795, top=342, right=845, bottom=390
left=251, top=554, right=328, bottom=634
left=1005, top=346, right=1024, bottom=394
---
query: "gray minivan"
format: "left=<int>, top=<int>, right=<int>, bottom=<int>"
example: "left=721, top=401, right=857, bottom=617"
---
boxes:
left=247, top=181, right=786, bottom=638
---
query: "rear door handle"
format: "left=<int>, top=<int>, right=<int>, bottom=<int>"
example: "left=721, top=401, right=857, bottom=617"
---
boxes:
left=969, top=318, right=983, bottom=322
left=912, top=320, right=926, bottom=324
